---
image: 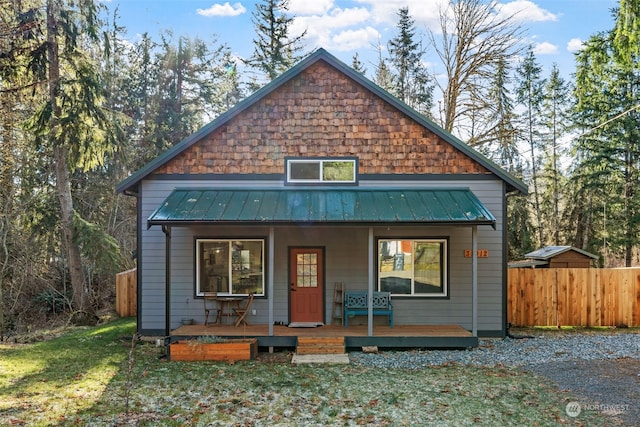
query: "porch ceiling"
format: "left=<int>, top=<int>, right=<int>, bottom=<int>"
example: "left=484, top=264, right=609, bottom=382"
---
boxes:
left=147, top=188, right=496, bottom=228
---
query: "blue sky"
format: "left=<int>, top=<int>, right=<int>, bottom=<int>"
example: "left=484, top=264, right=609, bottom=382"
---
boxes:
left=108, top=0, right=619, bottom=80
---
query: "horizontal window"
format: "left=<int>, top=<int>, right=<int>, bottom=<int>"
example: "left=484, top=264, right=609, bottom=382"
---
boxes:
left=378, top=239, right=447, bottom=297
left=286, top=158, right=357, bottom=183
left=196, top=239, right=264, bottom=297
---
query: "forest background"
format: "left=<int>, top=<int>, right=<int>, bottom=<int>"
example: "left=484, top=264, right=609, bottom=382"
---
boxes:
left=1, top=0, right=639, bottom=332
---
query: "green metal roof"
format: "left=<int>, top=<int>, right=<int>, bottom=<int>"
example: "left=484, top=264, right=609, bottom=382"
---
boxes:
left=147, top=188, right=496, bottom=228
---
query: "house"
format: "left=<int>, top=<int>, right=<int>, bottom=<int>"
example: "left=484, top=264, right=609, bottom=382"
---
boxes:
left=509, top=246, right=599, bottom=269
left=116, top=48, right=527, bottom=349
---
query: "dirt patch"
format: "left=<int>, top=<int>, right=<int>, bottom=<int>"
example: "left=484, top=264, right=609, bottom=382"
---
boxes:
left=256, top=349, right=294, bottom=363
left=528, top=358, right=640, bottom=426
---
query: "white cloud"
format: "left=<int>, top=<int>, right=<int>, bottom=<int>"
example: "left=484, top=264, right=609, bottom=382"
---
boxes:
left=292, top=7, right=372, bottom=49
left=196, top=2, right=246, bottom=17
left=354, top=0, right=446, bottom=30
left=289, top=0, right=334, bottom=15
left=533, top=41, right=558, bottom=55
left=567, top=38, right=584, bottom=52
left=496, top=0, right=557, bottom=23
left=331, top=26, right=380, bottom=51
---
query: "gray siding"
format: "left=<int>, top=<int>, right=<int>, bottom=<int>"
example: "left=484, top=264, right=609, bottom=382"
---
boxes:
left=138, top=178, right=505, bottom=334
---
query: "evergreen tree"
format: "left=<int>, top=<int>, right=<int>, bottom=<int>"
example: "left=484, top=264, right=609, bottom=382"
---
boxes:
left=387, top=7, right=433, bottom=115
left=245, top=0, right=306, bottom=82
left=572, top=14, right=640, bottom=266
left=476, top=57, right=519, bottom=167
left=152, top=33, right=237, bottom=149
left=614, top=0, right=640, bottom=66
left=540, top=64, right=571, bottom=245
left=351, top=52, right=366, bottom=75
left=507, top=183, right=537, bottom=261
left=479, top=56, right=534, bottom=260
left=373, top=43, right=394, bottom=93
left=23, top=0, right=122, bottom=322
left=515, top=47, right=546, bottom=247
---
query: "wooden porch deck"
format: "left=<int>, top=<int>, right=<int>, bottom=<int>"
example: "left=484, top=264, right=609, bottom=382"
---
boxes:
left=171, top=324, right=478, bottom=349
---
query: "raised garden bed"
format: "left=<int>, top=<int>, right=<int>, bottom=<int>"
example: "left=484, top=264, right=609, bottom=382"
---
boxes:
left=170, top=338, right=258, bottom=362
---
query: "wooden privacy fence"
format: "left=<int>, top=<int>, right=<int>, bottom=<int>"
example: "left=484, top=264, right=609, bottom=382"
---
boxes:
left=508, top=267, right=640, bottom=327
left=116, top=268, right=137, bottom=317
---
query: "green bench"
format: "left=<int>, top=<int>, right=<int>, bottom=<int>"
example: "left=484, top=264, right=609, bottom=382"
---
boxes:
left=344, top=291, right=394, bottom=327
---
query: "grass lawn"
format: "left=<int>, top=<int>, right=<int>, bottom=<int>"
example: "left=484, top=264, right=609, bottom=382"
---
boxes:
left=1, top=318, right=616, bottom=426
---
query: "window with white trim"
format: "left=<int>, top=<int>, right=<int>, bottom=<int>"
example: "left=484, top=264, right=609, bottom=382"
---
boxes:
left=378, top=239, right=448, bottom=296
left=196, top=239, right=264, bottom=296
left=286, top=158, right=357, bottom=183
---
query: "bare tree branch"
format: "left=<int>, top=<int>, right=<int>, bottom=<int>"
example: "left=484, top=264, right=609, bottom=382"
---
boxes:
left=431, top=0, right=525, bottom=134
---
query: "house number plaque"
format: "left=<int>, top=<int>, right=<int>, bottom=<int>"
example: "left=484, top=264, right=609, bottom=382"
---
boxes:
left=464, top=249, right=489, bottom=258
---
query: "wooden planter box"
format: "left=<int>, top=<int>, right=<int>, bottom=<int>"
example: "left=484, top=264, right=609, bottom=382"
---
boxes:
left=170, top=338, right=258, bottom=362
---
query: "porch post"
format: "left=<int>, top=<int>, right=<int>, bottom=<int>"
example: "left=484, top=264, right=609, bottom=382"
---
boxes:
left=472, top=225, right=478, bottom=337
left=268, top=226, right=274, bottom=336
left=368, top=227, right=374, bottom=337
left=162, top=225, right=171, bottom=338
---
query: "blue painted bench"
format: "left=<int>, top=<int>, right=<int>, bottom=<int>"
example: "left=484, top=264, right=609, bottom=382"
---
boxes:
left=344, top=291, right=394, bottom=327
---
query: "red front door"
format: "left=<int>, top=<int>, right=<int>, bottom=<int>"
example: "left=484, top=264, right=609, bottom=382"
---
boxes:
left=289, top=247, right=324, bottom=324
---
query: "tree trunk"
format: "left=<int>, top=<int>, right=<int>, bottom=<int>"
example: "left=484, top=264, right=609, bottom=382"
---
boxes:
left=0, top=92, right=14, bottom=339
left=551, top=108, right=560, bottom=246
left=625, top=154, right=634, bottom=267
left=47, top=0, right=93, bottom=321
left=529, top=112, right=543, bottom=246
left=54, top=145, right=91, bottom=314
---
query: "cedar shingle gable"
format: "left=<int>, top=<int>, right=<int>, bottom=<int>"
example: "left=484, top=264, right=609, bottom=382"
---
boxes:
left=154, top=61, right=490, bottom=176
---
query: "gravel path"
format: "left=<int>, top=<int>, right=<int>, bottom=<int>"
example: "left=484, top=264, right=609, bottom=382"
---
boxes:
left=349, top=333, right=640, bottom=425
left=528, top=358, right=640, bottom=426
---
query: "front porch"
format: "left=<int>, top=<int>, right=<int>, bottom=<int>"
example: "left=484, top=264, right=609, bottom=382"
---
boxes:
left=171, top=324, right=478, bottom=349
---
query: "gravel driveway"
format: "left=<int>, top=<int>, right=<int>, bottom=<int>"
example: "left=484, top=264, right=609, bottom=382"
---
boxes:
left=350, top=332, right=640, bottom=426
left=527, top=358, right=640, bottom=426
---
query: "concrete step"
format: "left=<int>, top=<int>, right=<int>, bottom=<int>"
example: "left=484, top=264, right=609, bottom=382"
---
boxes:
left=291, top=354, right=350, bottom=364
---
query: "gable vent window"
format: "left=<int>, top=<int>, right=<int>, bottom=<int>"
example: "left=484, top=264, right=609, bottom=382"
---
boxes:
left=286, top=158, right=357, bottom=184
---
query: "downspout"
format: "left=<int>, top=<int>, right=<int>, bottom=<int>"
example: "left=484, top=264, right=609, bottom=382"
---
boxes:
left=472, top=225, right=478, bottom=337
left=162, top=225, right=171, bottom=339
left=368, top=227, right=374, bottom=337
left=268, top=226, right=274, bottom=336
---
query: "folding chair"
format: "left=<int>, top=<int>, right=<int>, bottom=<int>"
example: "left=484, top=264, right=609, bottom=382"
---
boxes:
left=203, top=292, right=220, bottom=326
left=233, top=293, right=254, bottom=326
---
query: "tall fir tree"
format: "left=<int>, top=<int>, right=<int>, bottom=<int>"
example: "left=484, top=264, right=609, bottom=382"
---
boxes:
left=573, top=4, right=640, bottom=266
left=540, top=64, right=571, bottom=246
left=515, top=47, right=546, bottom=247
left=23, top=0, right=122, bottom=322
left=480, top=56, right=534, bottom=260
left=387, top=7, right=433, bottom=115
left=245, top=0, right=306, bottom=83
left=477, top=57, right=519, bottom=167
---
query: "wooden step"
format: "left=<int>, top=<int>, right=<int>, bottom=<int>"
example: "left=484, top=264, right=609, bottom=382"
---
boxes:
left=296, top=336, right=345, bottom=355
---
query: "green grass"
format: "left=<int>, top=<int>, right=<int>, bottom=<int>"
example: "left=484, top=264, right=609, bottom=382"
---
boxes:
left=1, top=319, right=619, bottom=426
left=0, top=318, right=136, bottom=426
